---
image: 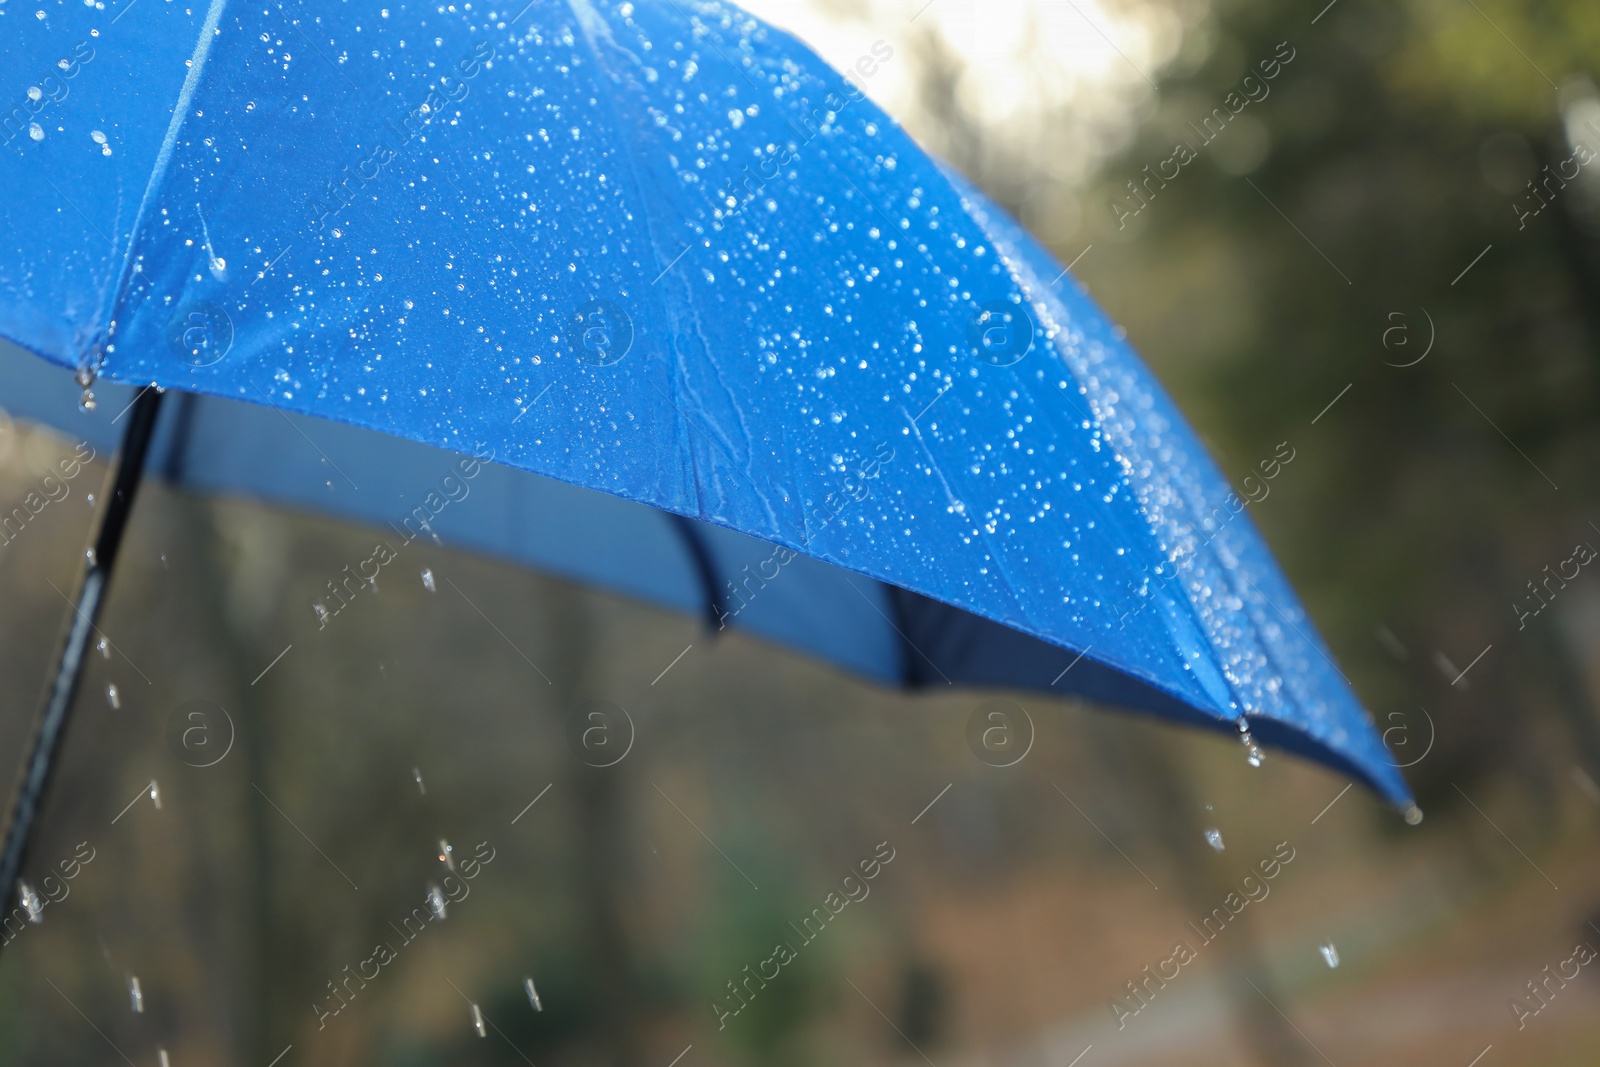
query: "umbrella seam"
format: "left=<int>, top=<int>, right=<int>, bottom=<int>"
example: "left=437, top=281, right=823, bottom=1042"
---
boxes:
left=100, top=0, right=230, bottom=364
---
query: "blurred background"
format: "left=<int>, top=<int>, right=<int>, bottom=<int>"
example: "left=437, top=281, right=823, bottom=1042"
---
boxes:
left=2, top=0, right=1600, bottom=1063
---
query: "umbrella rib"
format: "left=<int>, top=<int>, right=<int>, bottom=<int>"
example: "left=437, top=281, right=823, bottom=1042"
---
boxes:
left=1242, top=576, right=1350, bottom=684
left=41, top=577, right=151, bottom=684
left=842, top=576, right=950, bottom=684
left=648, top=382, right=799, bottom=542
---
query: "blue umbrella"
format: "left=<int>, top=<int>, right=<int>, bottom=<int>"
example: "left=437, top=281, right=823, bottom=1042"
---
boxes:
left=0, top=0, right=1413, bottom=905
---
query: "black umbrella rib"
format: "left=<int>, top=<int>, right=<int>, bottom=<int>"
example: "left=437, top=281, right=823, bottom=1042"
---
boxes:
left=0, top=386, right=165, bottom=941
left=667, top=513, right=727, bottom=633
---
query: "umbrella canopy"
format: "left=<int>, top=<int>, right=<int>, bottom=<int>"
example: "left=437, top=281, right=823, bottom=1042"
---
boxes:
left=0, top=0, right=1410, bottom=804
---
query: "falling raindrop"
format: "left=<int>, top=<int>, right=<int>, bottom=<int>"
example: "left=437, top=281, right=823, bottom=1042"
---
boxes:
left=85, top=546, right=97, bottom=566
left=128, top=975, right=144, bottom=1013
left=421, top=567, right=436, bottom=593
left=427, top=884, right=447, bottom=922
left=148, top=781, right=161, bottom=810
left=412, top=766, right=426, bottom=794
left=438, top=839, right=454, bottom=871
left=1236, top=720, right=1264, bottom=768
left=1204, top=827, right=1225, bottom=852
left=313, top=602, right=329, bottom=623
left=1319, top=942, right=1340, bottom=968
left=525, top=977, right=542, bottom=1011
left=1403, top=805, right=1424, bottom=826
left=74, top=361, right=97, bottom=410
left=105, top=683, right=120, bottom=709
left=18, top=881, right=42, bottom=924
left=158, top=1048, right=171, bottom=1067
left=471, top=1002, right=487, bottom=1037
left=86, top=493, right=96, bottom=507
left=97, top=637, right=109, bottom=659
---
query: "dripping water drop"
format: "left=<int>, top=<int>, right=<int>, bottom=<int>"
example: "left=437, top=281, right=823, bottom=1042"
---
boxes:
left=471, top=1002, right=487, bottom=1037
left=18, top=881, right=42, bottom=924
left=421, top=567, right=436, bottom=593
left=412, top=766, right=426, bottom=794
left=427, top=884, right=447, bottom=922
left=1204, top=827, right=1224, bottom=852
left=1319, top=942, right=1340, bottom=968
left=106, top=683, right=120, bottom=709
left=525, top=977, right=542, bottom=1011
left=128, top=974, right=144, bottom=1013
left=438, top=839, right=454, bottom=871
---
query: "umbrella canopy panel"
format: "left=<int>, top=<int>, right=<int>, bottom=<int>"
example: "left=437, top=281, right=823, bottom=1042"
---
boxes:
left=0, top=0, right=1408, bottom=802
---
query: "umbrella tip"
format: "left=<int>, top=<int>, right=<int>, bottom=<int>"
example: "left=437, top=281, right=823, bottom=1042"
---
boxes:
left=1402, top=804, right=1423, bottom=826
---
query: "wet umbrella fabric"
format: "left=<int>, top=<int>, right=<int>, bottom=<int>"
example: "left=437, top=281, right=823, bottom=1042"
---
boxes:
left=0, top=0, right=1409, bottom=863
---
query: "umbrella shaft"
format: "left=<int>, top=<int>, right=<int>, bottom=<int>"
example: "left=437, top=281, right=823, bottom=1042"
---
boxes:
left=0, top=386, right=164, bottom=936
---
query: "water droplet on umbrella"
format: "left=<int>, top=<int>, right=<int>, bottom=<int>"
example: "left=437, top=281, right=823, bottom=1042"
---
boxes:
left=106, top=683, right=120, bottom=709
left=90, top=129, right=111, bottom=156
left=421, top=568, right=436, bottom=592
left=412, top=766, right=426, bottom=794
left=427, top=884, right=447, bottom=921
left=97, top=637, right=109, bottom=659
left=438, top=839, right=454, bottom=871
left=27, top=87, right=42, bottom=102
left=27, top=122, right=44, bottom=142
left=525, top=977, right=542, bottom=1011
left=1319, top=942, right=1339, bottom=968
left=1403, top=805, right=1423, bottom=826
left=148, top=781, right=161, bottom=810
left=128, top=975, right=144, bottom=1013
left=1204, top=827, right=1224, bottom=852
left=18, top=881, right=42, bottom=924
left=471, top=1002, right=487, bottom=1037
